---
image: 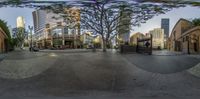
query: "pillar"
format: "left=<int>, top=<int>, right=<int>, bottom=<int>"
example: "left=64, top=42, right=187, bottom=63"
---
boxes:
left=74, top=27, right=77, bottom=49
left=62, top=26, right=65, bottom=46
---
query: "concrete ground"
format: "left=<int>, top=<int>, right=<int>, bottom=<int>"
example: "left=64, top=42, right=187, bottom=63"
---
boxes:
left=0, top=53, right=6, bottom=61
left=0, top=50, right=200, bottom=99
left=152, top=50, right=184, bottom=56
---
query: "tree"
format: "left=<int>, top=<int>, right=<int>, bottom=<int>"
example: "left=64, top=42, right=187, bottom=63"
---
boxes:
left=80, top=0, right=179, bottom=52
left=117, top=4, right=133, bottom=45
left=16, top=27, right=25, bottom=49
left=0, top=19, right=14, bottom=51
left=192, top=18, right=200, bottom=26
left=1, top=0, right=199, bottom=51
left=0, top=19, right=11, bottom=38
left=40, top=0, right=185, bottom=52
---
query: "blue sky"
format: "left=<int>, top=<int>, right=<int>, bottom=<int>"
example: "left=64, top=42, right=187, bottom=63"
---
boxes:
left=0, top=7, right=35, bottom=29
left=132, top=5, right=200, bottom=35
left=0, top=5, right=200, bottom=35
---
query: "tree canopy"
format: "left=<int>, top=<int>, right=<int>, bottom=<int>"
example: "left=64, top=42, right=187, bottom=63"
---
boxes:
left=1, top=0, right=200, bottom=51
left=0, top=19, right=11, bottom=38
left=192, top=18, right=200, bottom=26
left=0, top=0, right=200, bottom=8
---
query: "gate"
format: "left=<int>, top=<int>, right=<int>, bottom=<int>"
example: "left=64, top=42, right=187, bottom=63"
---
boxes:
left=136, top=34, right=152, bottom=55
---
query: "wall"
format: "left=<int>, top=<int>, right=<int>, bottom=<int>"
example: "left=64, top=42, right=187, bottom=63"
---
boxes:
left=0, top=28, right=7, bottom=53
left=169, top=19, right=192, bottom=51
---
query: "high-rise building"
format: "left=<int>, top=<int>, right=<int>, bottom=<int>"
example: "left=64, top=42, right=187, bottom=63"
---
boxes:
left=16, top=16, right=25, bottom=28
left=117, top=6, right=132, bottom=45
left=32, top=10, right=46, bottom=34
left=149, top=28, right=164, bottom=49
left=32, top=8, right=81, bottom=49
left=161, top=18, right=169, bottom=37
left=8, top=25, right=13, bottom=38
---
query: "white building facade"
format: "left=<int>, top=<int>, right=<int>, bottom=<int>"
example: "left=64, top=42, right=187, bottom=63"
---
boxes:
left=149, top=28, right=164, bottom=49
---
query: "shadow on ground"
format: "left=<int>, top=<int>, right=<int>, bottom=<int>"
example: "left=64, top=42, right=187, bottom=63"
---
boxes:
left=123, top=54, right=200, bottom=74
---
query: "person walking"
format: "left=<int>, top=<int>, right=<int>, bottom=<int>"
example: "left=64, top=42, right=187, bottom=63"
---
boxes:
left=145, top=41, right=150, bottom=48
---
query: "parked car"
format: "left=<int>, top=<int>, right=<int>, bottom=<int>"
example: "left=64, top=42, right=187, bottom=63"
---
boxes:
left=32, top=46, right=39, bottom=52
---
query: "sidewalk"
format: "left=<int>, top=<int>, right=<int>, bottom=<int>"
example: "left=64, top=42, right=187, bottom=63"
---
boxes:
left=152, top=50, right=185, bottom=56
left=40, top=49, right=93, bottom=53
left=0, top=54, right=6, bottom=62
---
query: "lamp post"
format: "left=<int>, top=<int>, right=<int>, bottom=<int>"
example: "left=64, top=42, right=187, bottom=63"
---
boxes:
left=28, top=25, right=33, bottom=51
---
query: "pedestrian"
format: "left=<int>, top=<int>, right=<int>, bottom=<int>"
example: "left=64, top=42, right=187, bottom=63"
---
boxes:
left=145, top=41, right=150, bottom=48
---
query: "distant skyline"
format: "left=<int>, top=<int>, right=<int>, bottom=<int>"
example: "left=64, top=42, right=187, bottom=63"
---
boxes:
left=0, top=5, right=200, bottom=35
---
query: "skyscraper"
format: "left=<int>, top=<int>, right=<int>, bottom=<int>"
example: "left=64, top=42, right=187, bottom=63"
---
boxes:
left=32, top=8, right=81, bottom=49
left=32, top=10, right=46, bottom=34
left=161, top=18, right=169, bottom=37
left=117, top=6, right=132, bottom=44
left=16, top=16, right=25, bottom=28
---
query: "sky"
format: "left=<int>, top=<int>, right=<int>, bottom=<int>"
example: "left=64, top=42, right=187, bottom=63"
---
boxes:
left=0, top=7, right=35, bottom=29
left=0, top=5, right=200, bottom=35
left=132, top=5, right=200, bottom=36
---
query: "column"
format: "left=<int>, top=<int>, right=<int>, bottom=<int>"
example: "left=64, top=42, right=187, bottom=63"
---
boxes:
left=51, top=29, right=53, bottom=46
left=61, top=26, right=65, bottom=46
left=74, top=27, right=77, bottom=49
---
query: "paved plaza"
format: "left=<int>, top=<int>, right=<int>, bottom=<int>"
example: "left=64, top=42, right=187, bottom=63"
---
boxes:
left=0, top=50, right=200, bottom=99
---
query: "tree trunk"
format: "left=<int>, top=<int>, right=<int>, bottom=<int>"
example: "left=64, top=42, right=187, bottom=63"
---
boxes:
left=102, top=40, right=107, bottom=52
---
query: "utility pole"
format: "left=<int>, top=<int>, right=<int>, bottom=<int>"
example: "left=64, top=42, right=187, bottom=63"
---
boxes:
left=28, top=25, right=33, bottom=51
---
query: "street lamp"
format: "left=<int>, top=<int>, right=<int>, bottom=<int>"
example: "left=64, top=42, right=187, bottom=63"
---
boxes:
left=28, top=25, right=33, bottom=51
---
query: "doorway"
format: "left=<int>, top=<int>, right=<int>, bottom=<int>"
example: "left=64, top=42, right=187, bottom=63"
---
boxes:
left=194, top=43, right=198, bottom=52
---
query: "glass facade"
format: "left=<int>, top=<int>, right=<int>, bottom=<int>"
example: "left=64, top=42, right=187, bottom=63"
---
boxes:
left=161, top=18, right=170, bottom=37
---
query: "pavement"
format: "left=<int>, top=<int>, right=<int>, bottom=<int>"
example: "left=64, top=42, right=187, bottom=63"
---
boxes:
left=0, top=53, right=6, bottom=62
left=123, top=54, right=200, bottom=73
left=39, top=49, right=93, bottom=53
left=0, top=49, right=200, bottom=99
left=152, top=50, right=184, bottom=56
left=0, top=50, right=56, bottom=79
left=187, top=55, right=200, bottom=78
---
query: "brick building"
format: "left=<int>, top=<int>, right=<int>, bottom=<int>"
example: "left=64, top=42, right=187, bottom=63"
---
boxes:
left=168, top=18, right=200, bottom=54
left=0, top=28, right=8, bottom=53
